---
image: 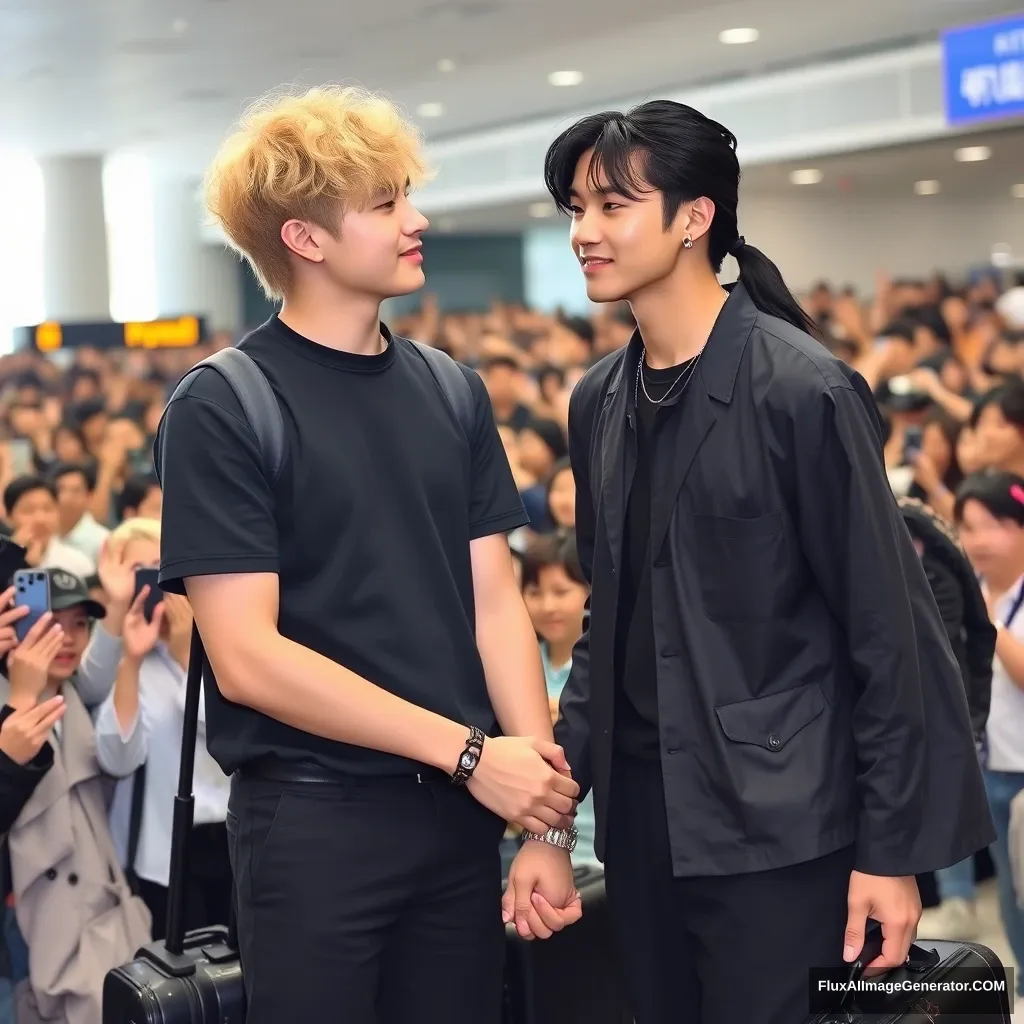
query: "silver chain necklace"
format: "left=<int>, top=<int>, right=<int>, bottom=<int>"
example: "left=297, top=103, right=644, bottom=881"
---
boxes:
left=635, top=341, right=707, bottom=407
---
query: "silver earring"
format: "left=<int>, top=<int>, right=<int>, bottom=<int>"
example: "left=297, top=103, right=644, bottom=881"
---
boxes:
left=683, top=235, right=693, bottom=249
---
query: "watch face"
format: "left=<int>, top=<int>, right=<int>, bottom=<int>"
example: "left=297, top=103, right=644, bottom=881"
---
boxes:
left=460, top=751, right=477, bottom=770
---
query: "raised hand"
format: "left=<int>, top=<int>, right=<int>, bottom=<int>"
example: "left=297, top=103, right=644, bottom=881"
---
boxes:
left=97, top=536, right=136, bottom=608
left=0, top=586, right=29, bottom=658
left=0, top=696, right=66, bottom=765
left=122, top=587, right=164, bottom=662
left=7, top=612, right=64, bottom=707
left=465, top=736, right=579, bottom=836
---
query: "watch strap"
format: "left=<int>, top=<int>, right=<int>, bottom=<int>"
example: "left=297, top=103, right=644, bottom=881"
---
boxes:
left=524, top=825, right=578, bottom=852
left=450, top=726, right=485, bottom=786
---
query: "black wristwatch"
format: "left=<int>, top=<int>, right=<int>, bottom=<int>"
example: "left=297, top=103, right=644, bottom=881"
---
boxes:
left=450, top=726, right=485, bottom=786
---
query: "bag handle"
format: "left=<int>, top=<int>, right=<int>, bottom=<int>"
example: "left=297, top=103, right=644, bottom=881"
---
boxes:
left=163, top=625, right=207, bottom=956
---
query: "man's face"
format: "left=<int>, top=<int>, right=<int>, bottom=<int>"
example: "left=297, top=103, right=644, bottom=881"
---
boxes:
left=483, top=364, right=519, bottom=408
left=567, top=148, right=689, bottom=304
left=10, top=487, right=59, bottom=546
left=311, top=190, right=429, bottom=302
left=55, top=471, right=91, bottom=533
left=128, top=484, right=163, bottom=521
left=975, top=404, right=1024, bottom=470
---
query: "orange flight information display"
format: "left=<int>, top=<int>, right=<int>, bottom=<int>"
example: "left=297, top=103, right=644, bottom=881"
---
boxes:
left=14, top=315, right=206, bottom=352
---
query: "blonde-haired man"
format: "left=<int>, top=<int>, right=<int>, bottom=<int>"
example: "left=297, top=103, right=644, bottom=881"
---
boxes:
left=155, top=86, right=581, bottom=1024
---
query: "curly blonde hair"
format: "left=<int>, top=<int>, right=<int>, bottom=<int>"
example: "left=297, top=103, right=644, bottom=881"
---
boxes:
left=204, top=85, right=433, bottom=299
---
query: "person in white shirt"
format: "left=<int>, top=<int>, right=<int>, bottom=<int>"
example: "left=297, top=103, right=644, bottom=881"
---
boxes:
left=2, top=476, right=93, bottom=579
left=954, top=470, right=1024, bottom=1000
left=88, top=518, right=231, bottom=940
left=52, top=464, right=109, bottom=567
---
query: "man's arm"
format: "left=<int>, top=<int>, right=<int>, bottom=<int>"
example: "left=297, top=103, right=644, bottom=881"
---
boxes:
left=793, top=376, right=927, bottom=874
left=472, top=533, right=553, bottom=743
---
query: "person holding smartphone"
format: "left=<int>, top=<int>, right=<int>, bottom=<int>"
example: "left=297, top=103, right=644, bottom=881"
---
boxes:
left=89, top=518, right=230, bottom=939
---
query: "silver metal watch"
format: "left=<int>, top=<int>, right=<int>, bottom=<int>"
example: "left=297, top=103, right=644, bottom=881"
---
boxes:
left=524, top=825, right=578, bottom=852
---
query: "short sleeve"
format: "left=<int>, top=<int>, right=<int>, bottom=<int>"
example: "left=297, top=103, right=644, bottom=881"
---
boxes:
left=463, top=368, right=530, bottom=539
left=154, top=371, right=279, bottom=595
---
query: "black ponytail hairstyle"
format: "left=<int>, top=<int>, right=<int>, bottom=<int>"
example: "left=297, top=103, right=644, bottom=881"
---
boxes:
left=542, top=99, right=818, bottom=337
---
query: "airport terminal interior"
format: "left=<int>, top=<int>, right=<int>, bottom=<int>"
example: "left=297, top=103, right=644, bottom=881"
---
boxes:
left=2, top=1, right=1024, bottom=1022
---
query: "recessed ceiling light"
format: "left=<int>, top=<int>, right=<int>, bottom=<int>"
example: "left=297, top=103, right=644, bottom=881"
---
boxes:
left=914, top=180, right=941, bottom=195
left=417, top=102, right=445, bottom=118
left=437, top=58, right=456, bottom=72
left=548, top=70, right=583, bottom=87
left=719, top=27, right=759, bottom=44
left=789, top=168, right=823, bottom=185
left=954, top=145, right=991, bottom=162
left=528, top=201, right=555, bottom=218
left=1011, top=184, right=1024, bottom=199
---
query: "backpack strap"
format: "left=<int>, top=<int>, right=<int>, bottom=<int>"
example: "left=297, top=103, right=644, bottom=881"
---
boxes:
left=124, top=763, right=146, bottom=896
left=411, top=341, right=475, bottom=441
left=161, top=347, right=286, bottom=484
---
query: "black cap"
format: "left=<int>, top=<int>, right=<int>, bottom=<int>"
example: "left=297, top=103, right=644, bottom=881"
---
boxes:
left=45, top=569, right=106, bottom=619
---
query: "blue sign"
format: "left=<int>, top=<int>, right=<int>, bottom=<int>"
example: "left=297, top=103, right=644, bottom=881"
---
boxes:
left=942, top=14, right=1024, bottom=126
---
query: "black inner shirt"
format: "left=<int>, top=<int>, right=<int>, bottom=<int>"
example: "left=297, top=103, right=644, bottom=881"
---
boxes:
left=613, top=355, right=696, bottom=760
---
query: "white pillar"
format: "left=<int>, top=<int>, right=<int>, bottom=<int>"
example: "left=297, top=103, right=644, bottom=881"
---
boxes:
left=39, top=156, right=111, bottom=321
left=151, top=177, right=243, bottom=334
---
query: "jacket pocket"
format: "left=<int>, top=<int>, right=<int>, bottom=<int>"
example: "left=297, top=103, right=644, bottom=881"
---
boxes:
left=715, top=682, right=826, bottom=751
left=692, top=511, right=784, bottom=621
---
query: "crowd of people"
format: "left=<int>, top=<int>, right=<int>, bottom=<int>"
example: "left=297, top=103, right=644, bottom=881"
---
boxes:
left=0, top=258, right=1019, bottom=1022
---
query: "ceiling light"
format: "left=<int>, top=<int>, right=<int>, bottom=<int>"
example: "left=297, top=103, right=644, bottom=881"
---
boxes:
left=1012, top=184, right=1024, bottom=199
left=437, top=58, right=456, bottom=72
left=417, top=102, right=445, bottom=118
left=789, top=168, right=823, bottom=185
left=528, top=201, right=555, bottom=218
left=548, top=70, right=584, bottom=87
left=719, top=27, right=760, bottom=44
left=914, top=179, right=941, bottom=195
left=954, top=145, right=991, bottom=162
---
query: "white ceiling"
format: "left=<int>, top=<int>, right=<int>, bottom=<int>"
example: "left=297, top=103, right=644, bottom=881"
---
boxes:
left=0, top=0, right=1021, bottom=177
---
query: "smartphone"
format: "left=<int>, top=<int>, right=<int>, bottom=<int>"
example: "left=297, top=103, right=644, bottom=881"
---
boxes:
left=904, top=425, right=924, bottom=464
left=7, top=439, right=33, bottom=477
left=0, top=539, right=28, bottom=589
left=13, top=569, right=51, bottom=643
left=133, top=567, right=163, bottom=624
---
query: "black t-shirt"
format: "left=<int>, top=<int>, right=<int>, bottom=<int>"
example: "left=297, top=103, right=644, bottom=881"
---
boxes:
left=613, top=356, right=695, bottom=759
left=156, top=316, right=528, bottom=777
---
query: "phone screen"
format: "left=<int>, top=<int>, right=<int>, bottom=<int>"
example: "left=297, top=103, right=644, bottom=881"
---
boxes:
left=133, top=568, right=163, bottom=624
left=904, top=426, right=924, bottom=465
left=8, top=439, right=34, bottom=477
left=13, top=570, right=51, bottom=643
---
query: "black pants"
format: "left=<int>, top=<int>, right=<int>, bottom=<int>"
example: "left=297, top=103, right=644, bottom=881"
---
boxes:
left=605, top=753, right=855, bottom=1024
left=226, top=769, right=508, bottom=1024
left=137, top=821, right=233, bottom=941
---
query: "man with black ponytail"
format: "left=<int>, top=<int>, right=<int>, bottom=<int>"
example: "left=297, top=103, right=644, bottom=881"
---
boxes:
left=530, top=100, right=994, bottom=1023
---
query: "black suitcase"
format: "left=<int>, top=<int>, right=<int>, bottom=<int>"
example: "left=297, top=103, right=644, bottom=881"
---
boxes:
left=812, top=923, right=1012, bottom=1022
left=103, top=627, right=246, bottom=1024
left=503, top=863, right=632, bottom=1024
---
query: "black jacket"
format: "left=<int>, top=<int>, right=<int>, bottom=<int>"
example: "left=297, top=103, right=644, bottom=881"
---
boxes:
left=898, top=498, right=994, bottom=746
left=555, top=282, right=995, bottom=878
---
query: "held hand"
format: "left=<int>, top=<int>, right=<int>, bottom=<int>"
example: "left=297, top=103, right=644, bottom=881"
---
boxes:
left=466, top=736, right=579, bottom=835
left=502, top=840, right=582, bottom=940
left=844, top=871, right=921, bottom=975
left=7, top=612, right=64, bottom=706
left=122, top=587, right=165, bottom=661
left=0, top=696, right=65, bottom=765
left=0, top=586, right=29, bottom=658
left=11, top=528, right=45, bottom=569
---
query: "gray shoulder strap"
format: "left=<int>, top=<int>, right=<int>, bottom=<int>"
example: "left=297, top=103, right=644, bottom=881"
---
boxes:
left=164, top=347, right=285, bottom=484
left=411, top=341, right=475, bottom=441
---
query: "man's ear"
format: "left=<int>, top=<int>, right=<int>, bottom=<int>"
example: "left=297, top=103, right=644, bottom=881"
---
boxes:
left=281, top=219, right=325, bottom=264
left=683, top=196, right=716, bottom=244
